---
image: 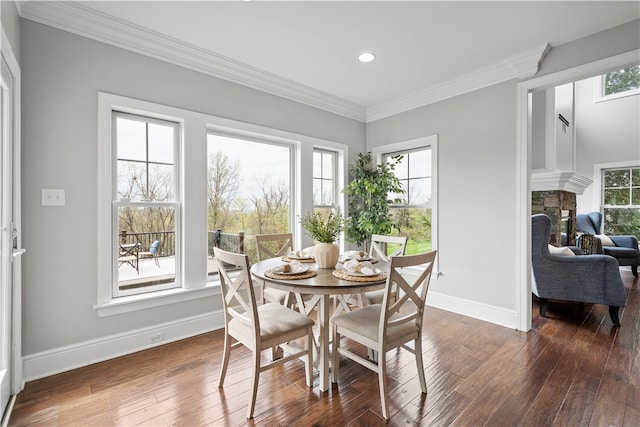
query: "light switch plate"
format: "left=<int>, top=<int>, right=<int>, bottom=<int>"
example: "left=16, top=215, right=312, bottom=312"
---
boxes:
left=42, top=188, right=65, bottom=206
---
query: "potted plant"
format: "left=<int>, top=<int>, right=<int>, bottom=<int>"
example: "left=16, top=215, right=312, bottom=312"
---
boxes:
left=342, top=152, right=405, bottom=251
left=300, top=210, right=344, bottom=268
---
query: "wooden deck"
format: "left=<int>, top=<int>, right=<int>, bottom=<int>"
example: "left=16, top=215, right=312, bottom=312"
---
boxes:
left=8, top=267, right=639, bottom=426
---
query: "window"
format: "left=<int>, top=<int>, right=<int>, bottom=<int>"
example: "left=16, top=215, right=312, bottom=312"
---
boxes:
left=602, top=166, right=640, bottom=240
left=113, top=112, right=180, bottom=297
left=595, top=65, right=640, bottom=101
left=206, top=133, right=292, bottom=268
left=373, top=135, right=438, bottom=258
left=313, top=148, right=338, bottom=215
left=98, top=93, right=346, bottom=315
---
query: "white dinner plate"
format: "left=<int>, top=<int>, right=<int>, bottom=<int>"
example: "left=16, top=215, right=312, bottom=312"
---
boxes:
left=272, top=265, right=309, bottom=275
left=341, top=268, right=379, bottom=277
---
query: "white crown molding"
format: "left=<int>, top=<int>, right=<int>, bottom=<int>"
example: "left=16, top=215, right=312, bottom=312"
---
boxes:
left=20, top=1, right=550, bottom=124
left=19, top=0, right=367, bottom=122
left=367, top=43, right=551, bottom=122
left=531, top=170, right=593, bottom=194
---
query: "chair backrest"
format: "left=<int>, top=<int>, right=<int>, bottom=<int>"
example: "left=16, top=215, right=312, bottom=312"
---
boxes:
left=576, top=212, right=602, bottom=235
left=369, top=234, right=408, bottom=262
left=150, top=240, right=161, bottom=255
left=213, top=247, right=259, bottom=336
left=255, top=233, right=294, bottom=261
left=379, top=251, right=437, bottom=341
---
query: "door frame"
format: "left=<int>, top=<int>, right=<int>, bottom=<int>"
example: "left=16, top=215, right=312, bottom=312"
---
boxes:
left=515, top=49, right=640, bottom=331
left=1, top=25, right=24, bottom=415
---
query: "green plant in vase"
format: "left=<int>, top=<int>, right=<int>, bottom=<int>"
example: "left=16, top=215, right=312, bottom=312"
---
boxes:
left=300, top=210, right=344, bottom=268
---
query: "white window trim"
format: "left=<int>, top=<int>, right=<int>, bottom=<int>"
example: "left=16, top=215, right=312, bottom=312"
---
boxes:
left=97, top=92, right=347, bottom=316
left=371, top=134, right=439, bottom=275
left=593, top=160, right=640, bottom=211
left=594, top=73, right=640, bottom=103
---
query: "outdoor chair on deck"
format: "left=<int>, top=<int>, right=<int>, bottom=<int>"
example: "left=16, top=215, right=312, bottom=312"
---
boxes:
left=213, top=247, right=314, bottom=419
left=139, top=240, right=161, bottom=268
left=331, top=251, right=437, bottom=419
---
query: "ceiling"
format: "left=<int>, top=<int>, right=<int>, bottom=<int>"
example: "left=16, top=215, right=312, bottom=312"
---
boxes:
left=19, top=1, right=640, bottom=121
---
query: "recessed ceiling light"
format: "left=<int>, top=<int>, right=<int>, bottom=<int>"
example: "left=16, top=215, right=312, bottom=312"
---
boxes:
left=358, top=52, right=376, bottom=63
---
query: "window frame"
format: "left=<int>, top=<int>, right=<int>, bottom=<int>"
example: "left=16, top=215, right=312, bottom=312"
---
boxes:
left=312, top=148, right=339, bottom=211
left=112, top=111, right=181, bottom=297
left=372, top=134, right=439, bottom=274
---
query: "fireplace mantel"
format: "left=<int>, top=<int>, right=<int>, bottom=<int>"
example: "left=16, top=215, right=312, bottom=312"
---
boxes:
left=531, top=171, right=592, bottom=195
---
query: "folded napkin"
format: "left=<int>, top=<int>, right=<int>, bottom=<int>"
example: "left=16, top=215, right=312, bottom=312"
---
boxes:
left=280, top=260, right=304, bottom=273
left=289, top=248, right=314, bottom=258
left=343, top=259, right=375, bottom=275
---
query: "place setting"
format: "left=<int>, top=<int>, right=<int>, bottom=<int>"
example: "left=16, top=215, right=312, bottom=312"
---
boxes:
left=338, top=250, right=378, bottom=264
left=281, top=247, right=316, bottom=263
left=265, top=260, right=317, bottom=280
left=332, top=258, right=386, bottom=282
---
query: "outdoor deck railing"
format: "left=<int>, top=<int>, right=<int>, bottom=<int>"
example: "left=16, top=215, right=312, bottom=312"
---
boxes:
left=119, top=230, right=245, bottom=258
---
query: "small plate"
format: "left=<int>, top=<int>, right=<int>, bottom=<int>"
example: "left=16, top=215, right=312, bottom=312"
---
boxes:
left=272, top=265, right=309, bottom=275
left=288, top=255, right=314, bottom=260
left=341, top=268, right=379, bottom=277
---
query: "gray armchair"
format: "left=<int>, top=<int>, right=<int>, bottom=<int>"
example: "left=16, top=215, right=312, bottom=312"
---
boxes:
left=531, top=214, right=626, bottom=326
left=576, top=211, right=639, bottom=277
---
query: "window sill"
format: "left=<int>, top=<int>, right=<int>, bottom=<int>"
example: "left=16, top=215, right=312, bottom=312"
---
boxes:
left=94, top=283, right=221, bottom=317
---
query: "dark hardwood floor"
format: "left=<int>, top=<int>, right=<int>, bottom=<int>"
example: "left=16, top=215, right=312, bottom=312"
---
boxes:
left=9, top=268, right=639, bottom=426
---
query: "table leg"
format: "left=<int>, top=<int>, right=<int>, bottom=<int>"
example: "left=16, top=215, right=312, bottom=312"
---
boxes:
left=318, top=294, right=330, bottom=392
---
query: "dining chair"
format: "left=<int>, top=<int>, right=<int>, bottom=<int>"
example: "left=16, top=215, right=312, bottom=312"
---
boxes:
left=213, top=247, right=315, bottom=419
left=331, top=250, right=437, bottom=419
left=255, top=233, right=295, bottom=306
left=353, top=234, right=408, bottom=307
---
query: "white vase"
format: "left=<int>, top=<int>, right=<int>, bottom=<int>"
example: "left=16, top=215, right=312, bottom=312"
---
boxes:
left=314, top=243, right=340, bottom=269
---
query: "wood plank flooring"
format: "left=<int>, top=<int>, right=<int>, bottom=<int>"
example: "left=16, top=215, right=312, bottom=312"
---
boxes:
left=8, top=268, right=639, bottom=426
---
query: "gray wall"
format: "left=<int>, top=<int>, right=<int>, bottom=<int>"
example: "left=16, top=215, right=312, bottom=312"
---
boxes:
left=20, top=19, right=364, bottom=356
left=367, top=81, right=519, bottom=311
left=1, top=0, right=20, bottom=62
left=575, top=76, right=640, bottom=211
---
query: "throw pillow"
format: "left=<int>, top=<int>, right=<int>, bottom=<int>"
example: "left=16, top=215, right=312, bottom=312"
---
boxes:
left=596, top=234, right=615, bottom=246
left=548, top=244, right=576, bottom=256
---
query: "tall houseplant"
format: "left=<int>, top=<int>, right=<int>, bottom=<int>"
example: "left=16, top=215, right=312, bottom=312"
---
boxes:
left=300, top=210, right=344, bottom=268
left=343, top=152, right=405, bottom=250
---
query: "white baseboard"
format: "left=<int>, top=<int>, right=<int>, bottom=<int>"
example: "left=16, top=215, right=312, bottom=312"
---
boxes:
left=22, top=293, right=518, bottom=382
left=23, top=310, right=226, bottom=382
left=427, top=291, right=518, bottom=330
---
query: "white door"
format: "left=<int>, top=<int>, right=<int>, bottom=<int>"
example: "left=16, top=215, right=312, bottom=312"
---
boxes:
left=1, top=51, right=23, bottom=420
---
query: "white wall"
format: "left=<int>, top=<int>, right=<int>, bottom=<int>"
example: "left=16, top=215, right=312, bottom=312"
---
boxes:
left=574, top=77, right=640, bottom=212
left=367, top=81, right=519, bottom=324
left=20, top=19, right=364, bottom=362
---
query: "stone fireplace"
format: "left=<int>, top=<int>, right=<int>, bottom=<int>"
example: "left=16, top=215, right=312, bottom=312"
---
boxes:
left=531, top=171, right=592, bottom=247
left=532, top=190, right=576, bottom=246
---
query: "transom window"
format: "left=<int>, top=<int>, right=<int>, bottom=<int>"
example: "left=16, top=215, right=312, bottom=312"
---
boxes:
left=596, top=65, right=640, bottom=101
left=602, top=166, right=640, bottom=240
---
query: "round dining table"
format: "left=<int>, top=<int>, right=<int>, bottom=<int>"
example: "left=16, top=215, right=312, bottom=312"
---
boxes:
left=250, top=257, right=388, bottom=392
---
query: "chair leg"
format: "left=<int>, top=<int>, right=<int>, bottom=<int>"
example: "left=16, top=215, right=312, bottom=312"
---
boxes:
left=414, top=337, right=427, bottom=393
left=331, top=327, right=340, bottom=384
left=247, top=350, right=261, bottom=419
left=217, top=333, right=231, bottom=388
left=609, top=306, right=621, bottom=327
left=305, top=327, right=313, bottom=387
left=378, top=350, right=390, bottom=419
left=539, top=298, right=548, bottom=317
left=632, top=265, right=638, bottom=278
